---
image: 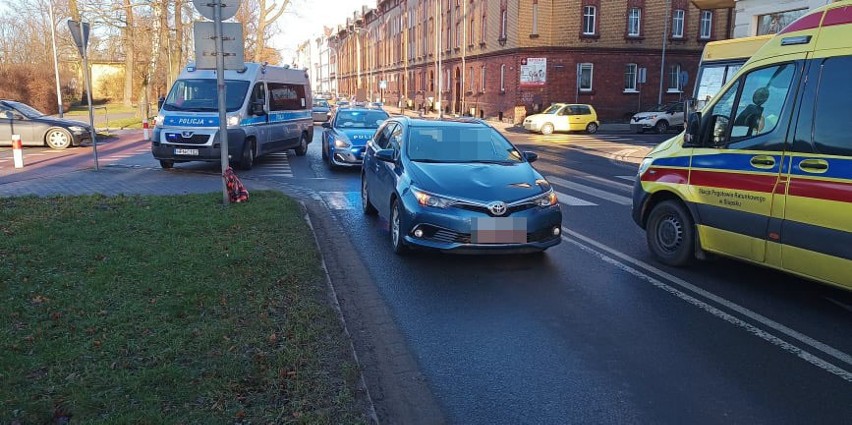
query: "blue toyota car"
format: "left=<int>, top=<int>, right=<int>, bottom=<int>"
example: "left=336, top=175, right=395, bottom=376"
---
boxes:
left=361, top=116, right=563, bottom=255
left=321, top=106, right=389, bottom=169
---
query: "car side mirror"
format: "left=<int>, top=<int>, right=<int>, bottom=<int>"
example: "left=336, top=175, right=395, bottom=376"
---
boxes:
left=4, top=111, right=13, bottom=120
left=523, top=151, right=538, bottom=163
left=684, top=111, right=701, bottom=146
left=321, top=122, right=331, bottom=129
left=375, top=148, right=395, bottom=163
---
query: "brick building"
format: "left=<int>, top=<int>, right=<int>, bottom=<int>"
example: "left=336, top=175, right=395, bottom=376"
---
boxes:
left=331, top=0, right=732, bottom=122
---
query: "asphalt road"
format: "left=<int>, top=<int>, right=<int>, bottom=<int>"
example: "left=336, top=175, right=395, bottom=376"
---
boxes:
left=2, top=124, right=851, bottom=424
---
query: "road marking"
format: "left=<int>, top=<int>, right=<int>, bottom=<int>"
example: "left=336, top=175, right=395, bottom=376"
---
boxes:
left=555, top=191, right=597, bottom=207
left=616, top=175, right=637, bottom=182
left=546, top=176, right=632, bottom=205
left=576, top=174, right=633, bottom=193
left=561, top=227, right=852, bottom=382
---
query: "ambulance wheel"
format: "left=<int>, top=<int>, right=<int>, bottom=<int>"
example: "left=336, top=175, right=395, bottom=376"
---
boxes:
left=239, top=141, right=255, bottom=170
left=294, top=133, right=308, bottom=156
left=646, top=200, right=694, bottom=266
left=159, top=160, right=174, bottom=169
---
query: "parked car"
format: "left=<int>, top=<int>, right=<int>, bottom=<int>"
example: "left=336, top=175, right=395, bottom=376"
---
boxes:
left=361, top=116, right=563, bottom=254
left=312, top=99, right=331, bottom=122
left=0, top=100, right=92, bottom=149
left=321, top=106, right=389, bottom=169
left=630, top=101, right=685, bottom=133
left=523, top=103, right=599, bottom=135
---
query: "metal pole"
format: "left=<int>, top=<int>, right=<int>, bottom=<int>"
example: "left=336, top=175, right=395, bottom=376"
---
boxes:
left=658, top=0, right=671, bottom=105
left=49, top=1, right=63, bottom=118
left=436, top=0, right=442, bottom=118
left=461, top=0, right=466, bottom=116
left=81, top=25, right=99, bottom=170
left=214, top=1, right=230, bottom=205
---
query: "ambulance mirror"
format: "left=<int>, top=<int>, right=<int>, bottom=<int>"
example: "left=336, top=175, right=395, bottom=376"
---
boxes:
left=684, top=111, right=701, bottom=146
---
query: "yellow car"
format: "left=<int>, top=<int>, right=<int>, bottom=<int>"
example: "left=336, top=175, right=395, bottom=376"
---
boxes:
left=523, top=103, right=600, bottom=135
left=632, top=0, right=852, bottom=291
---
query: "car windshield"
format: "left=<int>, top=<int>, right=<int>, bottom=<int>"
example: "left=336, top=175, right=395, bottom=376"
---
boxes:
left=161, top=79, right=250, bottom=112
left=407, top=126, right=524, bottom=163
left=314, top=100, right=329, bottom=108
left=334, top=110, right=388, bottom=129
left=9, top=102, right=46, bottom=118
left=542, top=104, right=563, bottom=114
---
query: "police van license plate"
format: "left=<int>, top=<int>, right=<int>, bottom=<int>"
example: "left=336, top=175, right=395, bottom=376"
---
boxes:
left=175, top=148, right=199, bottom=156
left=471, top=217, right=527, bottom=244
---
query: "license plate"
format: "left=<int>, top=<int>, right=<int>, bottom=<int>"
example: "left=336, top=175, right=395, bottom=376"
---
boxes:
left=471, top=217, right=527, bottom=244
left=174, top=148, right=199, bottom=156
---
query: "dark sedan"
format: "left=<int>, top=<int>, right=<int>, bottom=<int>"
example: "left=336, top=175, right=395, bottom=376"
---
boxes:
left=360, top=117, right=562, bottom=254
left=312, top=99, right=330, bottom=122
left=0, top=100, right=92, bottom=149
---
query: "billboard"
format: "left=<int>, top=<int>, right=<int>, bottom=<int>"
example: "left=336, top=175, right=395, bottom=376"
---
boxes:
left=520, top=57, right=547, bottom=87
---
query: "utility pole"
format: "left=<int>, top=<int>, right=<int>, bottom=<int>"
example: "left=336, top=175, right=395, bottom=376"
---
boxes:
left=435, top=0, right=442, bottom=118
left=658, top=0, right=671, bottom=105
left=461, top=0, right=466, bottom=116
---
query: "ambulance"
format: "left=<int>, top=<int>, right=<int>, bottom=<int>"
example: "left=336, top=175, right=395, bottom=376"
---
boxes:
left=152, top=62, right=313, bottom=170
left=632, top=1, right=852, bottom=291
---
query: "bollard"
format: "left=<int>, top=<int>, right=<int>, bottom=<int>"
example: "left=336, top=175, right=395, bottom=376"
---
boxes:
left=143, top=117, right=150, bottom=140
left=12, top=134, right=24, bottom=168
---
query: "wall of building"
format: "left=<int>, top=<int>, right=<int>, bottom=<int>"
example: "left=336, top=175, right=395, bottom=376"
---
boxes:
left=732, top=0, right=836, bottom=37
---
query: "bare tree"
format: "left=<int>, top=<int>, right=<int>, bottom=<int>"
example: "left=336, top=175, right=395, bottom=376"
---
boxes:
left=253, top=0, right=290, bottom=63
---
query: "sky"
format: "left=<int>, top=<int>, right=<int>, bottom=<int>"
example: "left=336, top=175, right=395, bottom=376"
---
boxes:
left=272, top=0, right=375, bottom=63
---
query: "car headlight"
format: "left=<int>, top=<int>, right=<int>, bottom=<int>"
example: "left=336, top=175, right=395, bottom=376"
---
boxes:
left=645, top=115, right=657, bottom=121
left=412, top=187, right=455, bottom=208
left=534, top=190, right=558, bottom=207
left=333, top=138, right=351, bottom=148
left=68, top=125, right=87, bottom=133
left=154, top=114, right=165, bottom=127
left=227, top=114, right=241, bottom=127
left=638, top=158, right=654, bottom=177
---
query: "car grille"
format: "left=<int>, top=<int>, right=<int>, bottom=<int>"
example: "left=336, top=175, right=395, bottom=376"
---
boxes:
left=456, top=203, right=537, bottom=217
left=165, top=133, right=210, bottom=145
left=417, top=224, right=557, bottom=245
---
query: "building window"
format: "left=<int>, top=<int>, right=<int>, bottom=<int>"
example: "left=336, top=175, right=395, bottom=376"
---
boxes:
left=469, top=67, right=475, bottom=92
left=757, top=9, right=807, bottom=35
left=532, top=0, right=539, bottom=35
left=470, top=16, right=475, bottom=45
left=446, top=69, right=451, bottom=91
left=668, top=64, right=681, bottom=92
left=480, top=3, right=486, bottom=43
left=455, top=21, right=461, bottom=48
left=624, top=63, right=638, bottom=92
left=480, top=65, right=486, bottom=92
left=500, top=64, right=506, bottom=92
left=672, top=9, right=685, bottom=38
left=578, top=63, right=593, bottom=92
left=628, top=8, right=641, bottom=37
left=700, top=10, right=713, bottom=39
left=582, top=6, right=596, bottom=35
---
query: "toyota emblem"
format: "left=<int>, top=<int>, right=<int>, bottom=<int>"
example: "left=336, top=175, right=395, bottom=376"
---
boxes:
left=488, top=201, right=507, bottom=216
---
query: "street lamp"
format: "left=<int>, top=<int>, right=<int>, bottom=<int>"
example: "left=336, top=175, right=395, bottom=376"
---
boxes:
left=48, top=0, right=63, bottom=117
left=658, top=0, right=671, bottom=105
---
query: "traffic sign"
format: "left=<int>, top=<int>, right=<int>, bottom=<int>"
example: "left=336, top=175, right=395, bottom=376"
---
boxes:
left=192, top=0, right=240, bottom=21
left=67, top=20, right=90, bottom=56
left=379, top=80, right=387, bottom=89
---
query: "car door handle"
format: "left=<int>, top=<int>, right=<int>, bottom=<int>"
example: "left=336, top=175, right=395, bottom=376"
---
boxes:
left=750, top=155, right=775, bottom=169
left=798, top=159, right=829, bottom=173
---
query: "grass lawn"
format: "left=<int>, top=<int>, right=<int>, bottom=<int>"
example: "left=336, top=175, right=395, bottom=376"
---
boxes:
left=0, top=192, right=366, bottom=424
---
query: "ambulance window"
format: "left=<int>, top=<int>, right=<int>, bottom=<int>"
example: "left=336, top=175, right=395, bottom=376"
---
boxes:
left=704, top=80, right=739, bottom=147
left=812, top=56, right=852, bottom=157
left=730, top=63, right=795, bottom=142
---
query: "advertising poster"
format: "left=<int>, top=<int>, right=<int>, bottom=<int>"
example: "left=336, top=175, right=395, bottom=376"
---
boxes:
left=520, top=57, right=547, bottom=87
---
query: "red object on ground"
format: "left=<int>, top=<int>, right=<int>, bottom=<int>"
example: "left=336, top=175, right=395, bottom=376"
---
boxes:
left=12, top=136, right=22, bottom=150
left=223, top=167, right=249, bottom=203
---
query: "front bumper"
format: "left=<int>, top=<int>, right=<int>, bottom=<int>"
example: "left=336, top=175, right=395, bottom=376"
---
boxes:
left=151, top=127, right=247, bottom=163
left=330, top=145, right=366, bottom=167
left=398, top=194, right=563, bottom=253
left=312, top=111, right=330, bottom=122
left=523, top=121, right=541, bottom=132
left=630, top=122, right=654, bottom=132
left=632, top=177, right=651, bottom=228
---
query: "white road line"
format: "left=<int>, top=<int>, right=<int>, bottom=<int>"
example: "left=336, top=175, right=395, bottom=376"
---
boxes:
left=576, top=174, right=633, bottom=193
left=555, top=191, right=597, bottom=207
left=561, top=227, right=852, bottom=381
left=546, top=176, right=632, bottom=205
left=616, top=175, right=637, bottom=182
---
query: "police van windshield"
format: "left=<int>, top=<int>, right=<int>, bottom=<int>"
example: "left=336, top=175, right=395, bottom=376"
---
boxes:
left=161, top=79, right=250, bottom=112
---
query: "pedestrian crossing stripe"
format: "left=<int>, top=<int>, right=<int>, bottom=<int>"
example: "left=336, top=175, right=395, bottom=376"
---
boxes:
left=546, top=176, right=632, bottom=205
left=555, top=191, right=596, bottom=206
left=616, top=175, right=636, bottom=182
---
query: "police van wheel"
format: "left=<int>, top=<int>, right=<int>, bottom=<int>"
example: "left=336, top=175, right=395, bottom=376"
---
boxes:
left=646, top=200, right=694, bottom=266
left=159, top=160, right=174, bottom=169
left=294, top=133, right=308, bottom=156
left=239, top=141, right=255, bottom=170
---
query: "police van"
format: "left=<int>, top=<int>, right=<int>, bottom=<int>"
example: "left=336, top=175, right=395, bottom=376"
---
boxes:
left=152, top=62, right=313, bottom=170
left=633, top=1, right=852, bottom=291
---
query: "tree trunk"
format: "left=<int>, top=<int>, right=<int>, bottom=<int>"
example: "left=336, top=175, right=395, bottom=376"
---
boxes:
left=123, top=0, right=135, bottom=107
left=253, top=0, right=289, bottom=63
left=171, top=0, right=184, bottom=79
